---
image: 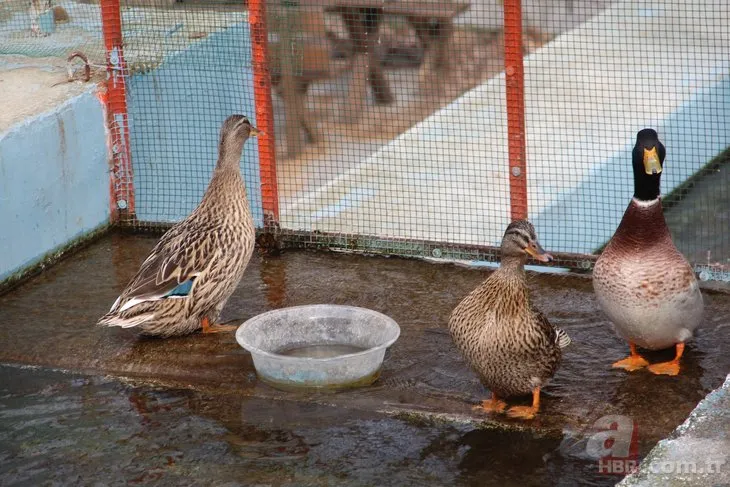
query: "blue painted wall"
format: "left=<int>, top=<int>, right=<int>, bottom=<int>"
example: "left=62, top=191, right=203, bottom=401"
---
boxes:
left=126, top=22, right=262, bottom=226
left=0, top=90, right=110, bottom=281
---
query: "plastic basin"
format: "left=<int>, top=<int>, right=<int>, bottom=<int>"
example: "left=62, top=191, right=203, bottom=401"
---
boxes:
left=236, top=304, right=401, bottom=391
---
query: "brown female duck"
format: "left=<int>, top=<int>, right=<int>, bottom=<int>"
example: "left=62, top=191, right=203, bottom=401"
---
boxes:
left=593, top=129, right=704, bottom=375
left=98, top=115, right=259, bottom=338
left=449, top=220, right=571, bottom=419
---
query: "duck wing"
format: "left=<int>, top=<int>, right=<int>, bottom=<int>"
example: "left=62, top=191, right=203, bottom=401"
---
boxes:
left=109, top=222, right=220, bottom=313
left=535, top=310, right=572, bottom=349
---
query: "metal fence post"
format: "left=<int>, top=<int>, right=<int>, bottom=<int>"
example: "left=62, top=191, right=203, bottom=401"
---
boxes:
left=249, top=0, right=280, bottom=227
left=503, top=0, right=528, bottom=221
left=100, top=0, right=135, bottom=223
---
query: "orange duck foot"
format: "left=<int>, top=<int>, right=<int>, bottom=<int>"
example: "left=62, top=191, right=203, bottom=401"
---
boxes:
left=506, top=405, right=538, bottom=420
left=612, top=355, right=649, bottom=371
left=201, top=317, right=238, bottom=334
left=506, top=387, right=541, bottom=420
left=472, top=395, right=507, bottom=414
left=647, top=361, right=680, bottom=376
left=647, top=343, right=684, bottom=376
left=612, top=343, right=649, bottom=371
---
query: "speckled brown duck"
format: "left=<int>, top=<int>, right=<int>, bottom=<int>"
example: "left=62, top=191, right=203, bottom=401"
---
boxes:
left=98, top=115, right=259, bottom=338
left=593, top=128, right=704, bottom=376
left=449, top=220, right=571, bottom=420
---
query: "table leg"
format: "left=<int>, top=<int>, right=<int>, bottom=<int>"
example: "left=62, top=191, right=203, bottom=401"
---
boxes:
left=297, top=80, right=318, bottom=145
left=346, top=52, right=369, bottom=124
left=412, top=17, right=454, bottom=93
left=341, top=7, right=393, bottom=123
left=277, top=12, right=305, bottom=159
left=363, top=9, right=393, bottom=105
left=282, top=67, right=305, bottom=158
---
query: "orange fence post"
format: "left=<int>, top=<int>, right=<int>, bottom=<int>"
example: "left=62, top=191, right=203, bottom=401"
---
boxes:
left=503, top=0, right=528, bottom=221
left=100, top=0, right=135, bottom=222
left=249, top=0, right=280, bottom=226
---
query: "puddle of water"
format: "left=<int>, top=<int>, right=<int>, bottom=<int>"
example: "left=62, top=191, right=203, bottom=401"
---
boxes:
left=276, top=343, right=368, bottom=359
left=0, top=364, right=615, bottom=486
left=0, top=232, right=729, bottom=485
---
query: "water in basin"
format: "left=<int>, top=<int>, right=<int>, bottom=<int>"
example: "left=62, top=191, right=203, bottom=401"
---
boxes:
left=276, top=343, right=368, bottom=358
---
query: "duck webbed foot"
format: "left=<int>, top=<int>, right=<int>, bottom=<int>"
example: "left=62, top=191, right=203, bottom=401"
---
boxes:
left=472, top=393, right=507, bottom=414
left=612, top=342, right=649, bottom=371
left=506, top=387, right=540, bottom=420
left=647, top=342, right=684, bottom=376
left=201, top=316, right=238, bottom=334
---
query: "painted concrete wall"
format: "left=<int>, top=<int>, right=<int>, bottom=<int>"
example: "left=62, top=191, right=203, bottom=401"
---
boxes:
left=126, top=20, right=262, bottom=226
left=281, top=0, right=730, bottom=255
left=0, top=88, right=110, bottom=281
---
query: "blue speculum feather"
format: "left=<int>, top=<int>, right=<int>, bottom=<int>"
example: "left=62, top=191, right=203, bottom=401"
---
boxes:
left=165, top=279, right=194, bottom=298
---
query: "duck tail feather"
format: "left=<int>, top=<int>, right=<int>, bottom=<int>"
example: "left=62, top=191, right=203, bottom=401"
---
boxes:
left=555, top=327, right=572, bottom=348
left=97, top=312, right=155, bottom=329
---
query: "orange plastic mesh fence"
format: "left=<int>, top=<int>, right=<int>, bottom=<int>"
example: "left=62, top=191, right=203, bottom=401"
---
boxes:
left=85, top=0, right=730, bottom=280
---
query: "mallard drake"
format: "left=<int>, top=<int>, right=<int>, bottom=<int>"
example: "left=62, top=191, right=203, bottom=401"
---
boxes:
left=449, top=220, right=571, bottom=419
left=98, top=115, right=259, bottom=338
left=593, top=129, right=704, bottom=376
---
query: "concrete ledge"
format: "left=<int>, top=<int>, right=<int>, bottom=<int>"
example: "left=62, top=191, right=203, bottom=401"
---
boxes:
left=0, top=87, right=110, bottom=281
left=618, top=373, right=730, bottom=487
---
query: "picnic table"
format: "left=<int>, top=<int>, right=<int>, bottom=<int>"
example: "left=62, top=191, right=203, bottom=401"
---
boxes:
left=269, top=0, right=469, bottom=157
left=383, top=2, right=470, bottom=92
left=322, top=0, right=470, bottom=122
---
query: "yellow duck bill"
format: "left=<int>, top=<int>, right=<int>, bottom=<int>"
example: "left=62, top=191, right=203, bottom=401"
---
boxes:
left=643, top=147, right=662, bottom=175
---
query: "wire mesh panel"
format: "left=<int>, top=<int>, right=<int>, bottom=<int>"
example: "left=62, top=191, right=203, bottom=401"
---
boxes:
left=267, top=0, right=518, bottom=263
left=519, top=0, right=730, bottom=276
left=0, top=0, right=105, bottom=58
left=116, top=0, right=263, bottom=226
left=110, top=0, right=730, bottom=280
left=266, top=0, right=729, bottom=277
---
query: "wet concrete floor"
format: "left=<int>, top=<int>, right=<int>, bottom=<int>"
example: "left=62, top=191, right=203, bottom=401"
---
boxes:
left=1, top=233, right=729, bottom=485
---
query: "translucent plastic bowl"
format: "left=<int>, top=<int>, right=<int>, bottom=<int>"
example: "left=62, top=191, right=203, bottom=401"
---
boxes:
left=236, top=305, right=401, bottom=391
